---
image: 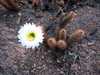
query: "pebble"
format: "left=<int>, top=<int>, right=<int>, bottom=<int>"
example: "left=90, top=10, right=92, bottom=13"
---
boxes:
left=81, top=44, right=86, bottom=48
left=18, top=12, right=22, bottom=16
left=4, top=15, right=6, bottom=17
left=88, top=11, right=92, bottom=14
left=87, top=42, right=95, bottom=46
left=34, top=63, right=36, bottom=67
left=57, top=69, right=60, bottom=71
left=71, top=64, right=79, bottom=71
left=37, top=66, right=41, bottom=70
left=10, top=15, right=13, bottom=17
left=60, top=71, right=64, bottom=74
left=31, top=70, right=34, bottom=72
left=80, top=52, right=86, bottom=57
left=41, top=56, right=44, bottom=59
left=86, top=56, right=90, bottom=60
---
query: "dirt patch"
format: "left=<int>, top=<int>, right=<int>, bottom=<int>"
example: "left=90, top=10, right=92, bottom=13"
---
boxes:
left=0, top=0, right=100, bottom=75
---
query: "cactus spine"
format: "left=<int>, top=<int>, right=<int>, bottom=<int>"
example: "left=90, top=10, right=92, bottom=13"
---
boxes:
left=61, top=11, right=75, bottom=28
left=59, top=29, right=67, bottom=41
left=57, top=40, right=67, bottom=50
left=47, top=38, right=57, bottom=50
left=67, top=29, right=84, bottom=46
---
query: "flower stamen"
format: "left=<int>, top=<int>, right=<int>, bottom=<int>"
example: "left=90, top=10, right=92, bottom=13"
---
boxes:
left=26, top=32, right=36, bottom=41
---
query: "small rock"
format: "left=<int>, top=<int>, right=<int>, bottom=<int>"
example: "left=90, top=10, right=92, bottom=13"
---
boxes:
left=31, top=70, right=34, bottom=72
left=4, top=15, right=6, bottom=17
left=57, top=69, right=60, bottom=71
left=81, top=44, right=86, bottom=48
left=16, top=17, right=21, bottom=25
left=18, top=12, right=22, bottom=16
left=88, top=11, right=92, bottom=14
left=80, top=52, right=86, bottom=57
left=49, top=69, right=52, bottom=73
left=41, top=56, right=44, bottom=59
left=34, top=63, right=36, bottom=67
left=37, top=66, right=41, bottom=70
left=71, top=64, right=79, bottom=72
left=60, top=71, right=64, bottom=74
left=10, top=15, right=13, bottom=17
left=87, top=42, right=95, bottom=46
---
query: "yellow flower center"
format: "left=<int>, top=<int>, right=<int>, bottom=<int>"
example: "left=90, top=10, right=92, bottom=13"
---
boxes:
left=26, top=32, right=36, bottom=41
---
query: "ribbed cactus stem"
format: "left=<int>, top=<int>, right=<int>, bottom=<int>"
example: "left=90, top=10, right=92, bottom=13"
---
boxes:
left=59, top=0, right=64, bottom=7
left=60, top=13, right=65, bottom=24
left=61, top=11, right=75, bottom=28
left=47, top=38, right=57, bottom=50
left=52, top=0, right=57, bottom=12
left=32, top=0, right=38, bottom=7
left=57, top=40, right=67, bottom=50
left=0, top=0, right=13, bottom=11
left=67, top=29, right=84, bottom=46
left=37, top=25, right=48, bottom=47
left=59, top=29, right=67, bottom=41
left=6, top=0, right=19, bottom=11
left=0, top=0, right=19, bottom=11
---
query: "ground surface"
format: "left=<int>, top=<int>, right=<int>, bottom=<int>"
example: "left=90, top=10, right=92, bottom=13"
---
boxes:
left=0, top=0, right=100, bottom=75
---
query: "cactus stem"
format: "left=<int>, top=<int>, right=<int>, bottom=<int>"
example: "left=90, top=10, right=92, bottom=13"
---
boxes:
left=67, top=29, right=84, bottom=46
left=61, top=11, right=75, bottom=28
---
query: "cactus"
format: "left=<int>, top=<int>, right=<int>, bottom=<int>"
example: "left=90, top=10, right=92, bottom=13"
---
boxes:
left=52, top=0, right=57, bottom=12
left=61, top=11, right=75, bottom=28
left=67, top=29, right=84, bottom=46
left=0, top=0, right=19, bottom=11
left=60, top=9, right=63, bottom=13
left=57, top=40, right=67, bottom=50
left=32, top=0, right=38, bottom=7
left=60, top=13, right=65, bottom=24
left=37, top=25, right=48, bottom=47
left=47, top=38, right=57, bottom=50
left=59, top=29, right=67, bottom=41
left=59, top=0, right=64, bottom=7
left=41, top=26, right=48, bottom=47
left=6, top=0, right=19, bottom=11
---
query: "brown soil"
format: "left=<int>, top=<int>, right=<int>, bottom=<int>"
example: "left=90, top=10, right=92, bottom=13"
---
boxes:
left=0, top=0, right=100, bottom=75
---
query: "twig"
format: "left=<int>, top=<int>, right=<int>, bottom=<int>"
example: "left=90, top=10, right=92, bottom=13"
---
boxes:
left=55, top=7, right=62, bottom=16
left=22, top=0, right=31, bottom=9
left=79, top=56, right=84, bottom=75
left=54, top=4, right=66, bottom=16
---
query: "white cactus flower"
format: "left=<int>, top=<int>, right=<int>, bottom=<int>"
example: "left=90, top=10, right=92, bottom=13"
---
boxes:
left=17, top=23, right=44, bottom=49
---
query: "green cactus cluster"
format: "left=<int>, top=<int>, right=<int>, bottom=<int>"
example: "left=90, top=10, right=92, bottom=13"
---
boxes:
left=61, top=11, right=75, bottom=28
left=46, top=29, right=84, bottom=50
left=42, top=11, right=85, bottom=51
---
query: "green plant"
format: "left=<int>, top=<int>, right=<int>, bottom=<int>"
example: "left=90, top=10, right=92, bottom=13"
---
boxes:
left=67, top=29, right=84, bottom=46
left=59, top=0, right=64, bottom=7
left=52, top=0, right=57, bottom=12
left=47, top=38, right=57, bottom=50
left=57, top=40, right=67, bottom=50
left=61, top=11, right=75, bottom=28
left=59, top=29, right=67, bottom=41
left=32, top=0, right=38, bottom=7
left=0, top=0, right=19, bottom=11
left=60, top=13, right=65, bottom=24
